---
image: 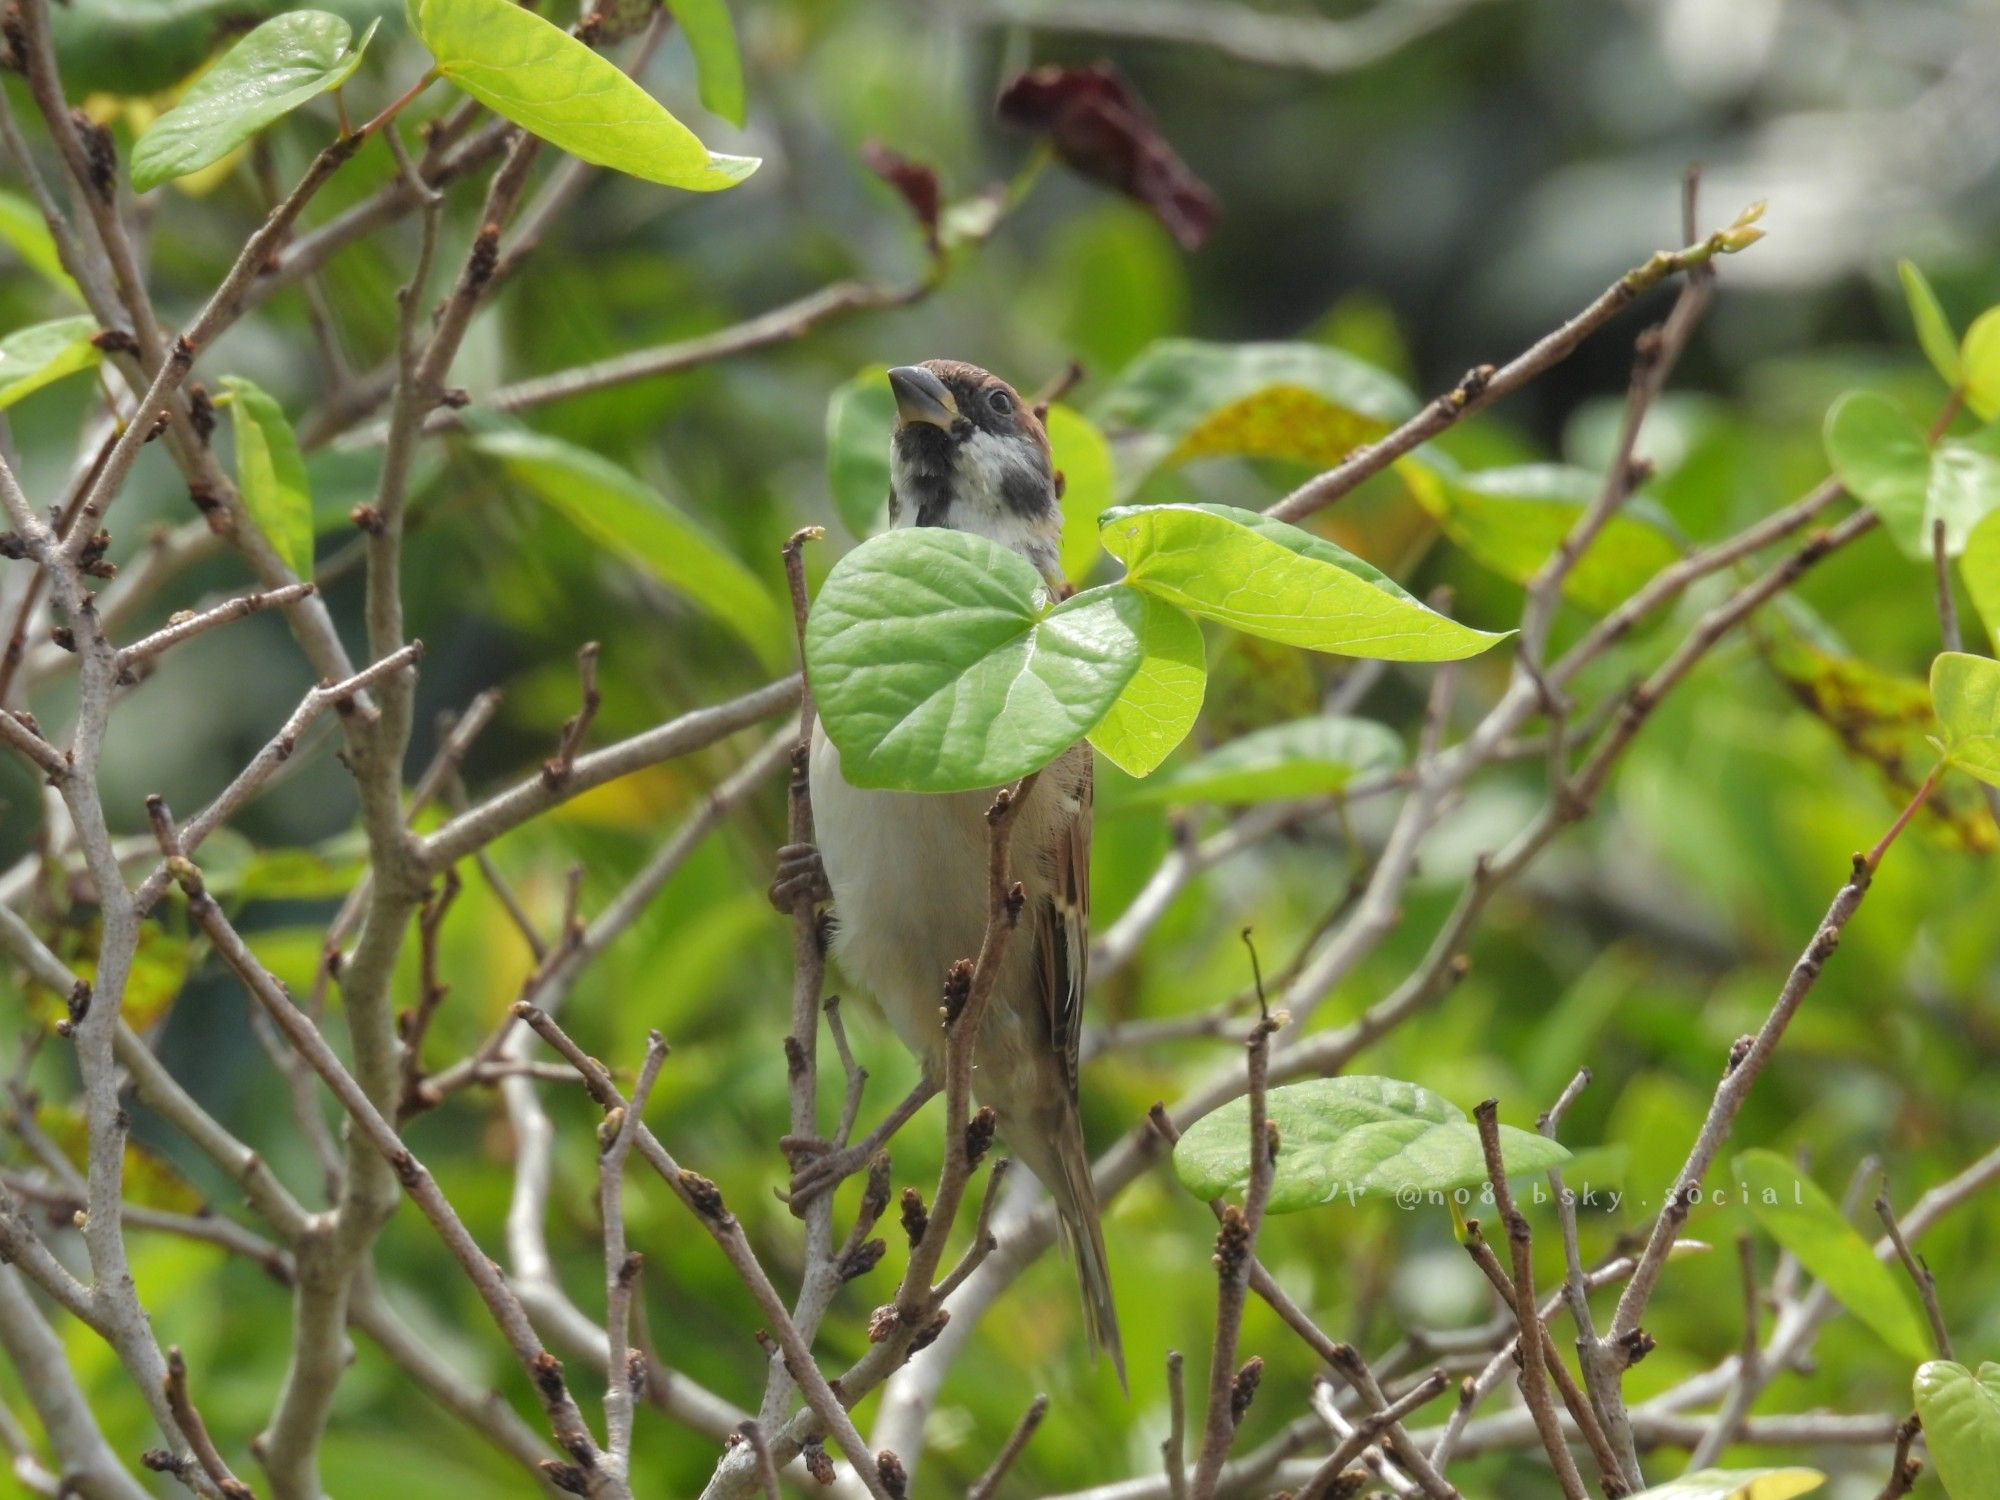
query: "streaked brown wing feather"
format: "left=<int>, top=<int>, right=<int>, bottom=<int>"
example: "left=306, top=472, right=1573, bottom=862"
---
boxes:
left=1037, top=753, right=1091, bottom=1099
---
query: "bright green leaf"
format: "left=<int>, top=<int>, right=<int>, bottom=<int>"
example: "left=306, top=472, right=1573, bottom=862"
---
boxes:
left=1099, top=502, right=1506, bottom=661
left=0, top=189, right=82, bottom=303
left=1900, top=261, right=1962, bottom=387
left=825, top=367, right=894, bottom=540
left=1931, top=650, right=2000, bottom=788
left=220, top=376, right=315, bottom=579
left=1964, top=307, right=2000, bottom=422
left=412, top=0, right=757, bottom=190
left=806, top=529, right=1143, bottom=792
left=1627, top=1469, right=1823, bottom=1500
left=1046, top=403, right=1115, bottom=583
left=1962, top=508, right=2000, bottom=653
left=1732, top=1149, right=1930, bottom=1362
left=0, top=316, right=99, bottom=411
left=1091, top=339, right=1417, bottom=491
left=1399, top=456, right=1681, bottom=613
left=1824, top=391, right=1931, bottom=554
left=663, top=0, right=745, bottom=127
left=471, top=429, right=787, bottom=662
left=1914, top=1361, right=2000, bottom=1500
left=1174, top=1078, right=1570, bottom=1212
left=1087, top=592, right=1204, bottom=777
left=1129, top=715, right=1403, bottom=805
left=130, top=12, right=378, bottom=192
left=1929, top=423, right=2000, bottom=554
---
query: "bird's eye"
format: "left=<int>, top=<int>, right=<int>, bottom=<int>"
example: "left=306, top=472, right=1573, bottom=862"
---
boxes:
left=987, top=389, right=1013, bottom=415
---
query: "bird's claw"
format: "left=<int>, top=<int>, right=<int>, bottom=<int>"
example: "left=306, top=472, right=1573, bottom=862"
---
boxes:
left=768, top=842, right=831, bottom=914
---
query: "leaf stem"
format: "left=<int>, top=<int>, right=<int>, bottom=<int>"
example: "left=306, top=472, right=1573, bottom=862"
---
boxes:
left=354, top=71, right=439, bottom=140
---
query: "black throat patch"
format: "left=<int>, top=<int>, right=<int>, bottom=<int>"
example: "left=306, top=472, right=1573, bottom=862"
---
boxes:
left=893, top=424, right=959, bottom=528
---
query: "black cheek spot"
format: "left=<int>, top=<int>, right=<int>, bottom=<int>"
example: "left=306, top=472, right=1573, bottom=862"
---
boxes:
left=1000, top=463, right=1055, bottom=519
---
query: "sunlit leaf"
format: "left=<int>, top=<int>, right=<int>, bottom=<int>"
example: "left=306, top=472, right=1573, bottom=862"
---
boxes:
left=471, top=429, right=788, bottom=662
left=1128, top=714, right=1403, bottom=805
left=0, top=316, right=100, bottom=411
left=130, top=11, right=378, bottom=191
left=1900, top=260, right=1961, bottom=388
left=806, top=529, right=1143, bottom=792
left=1091, top=339, right=1416, bottom=490
left=1914, top=1361, right=2000, bottom=1500
left=1931, top=650, right=2000, bottom=788
left=1046, top=402, right=1115, bottom=584
left=1732, top=1150, right=1930, bottom=1362
left=664, top=0, right=745, bottom=126
left=1099, top=502, right=1506, bottom=661
left=1627, top=1470, right=1823, bottom=1500
left=1964, top=306, right=2000, bottom=422
left=1963, top=507, right=2000, bottom=653
left=412, top=0, right=757, bottom=190
left=0, top=189, right=82, bottom=303
left=1173, top=1077, right=1569, bottom=1212
left=1823, top=390, right=2000, bottom=558
left=220, top=375, right=315, bottom=580
left=1398, top=457, right=1680, bottom=613
left=1087, top=591, right=1204, bottom=776
left=825, top=366, right=894, bottom=540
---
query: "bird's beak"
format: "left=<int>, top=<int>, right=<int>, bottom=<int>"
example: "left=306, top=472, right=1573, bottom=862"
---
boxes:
left=888, top=365, right=959, bottom=430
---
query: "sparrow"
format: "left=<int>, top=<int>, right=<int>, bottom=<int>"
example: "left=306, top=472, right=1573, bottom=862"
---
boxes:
left=771, top=360, right=1123, bottom=1379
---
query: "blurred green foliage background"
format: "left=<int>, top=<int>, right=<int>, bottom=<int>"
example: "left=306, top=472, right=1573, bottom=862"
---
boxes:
left=3, top=1, right=1999, bottom=1495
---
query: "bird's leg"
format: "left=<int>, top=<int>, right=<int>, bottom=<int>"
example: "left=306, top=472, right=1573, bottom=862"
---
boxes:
left=768, top=841, right=831, bottom=913
left=784, top=1076, right=941, bottom=1213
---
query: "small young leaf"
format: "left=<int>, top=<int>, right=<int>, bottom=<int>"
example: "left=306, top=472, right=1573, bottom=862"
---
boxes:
left=663, top=0, right=746, bottom=127
left=1398, top=456, right=1681, bottom=613
left=220, top=375, right=314, bottom=579
left=413, top=0, right=757, bottom=190
left=1731, top=1150, right=1930, bottom=1362
left=1824, top=391, right=1931, bottom=555
left=1962, top=508, right=2000, bottom=653
left=1626, top=1470, right=1823, bottom=1500
left=1127, top=715, right=1403, bottom=805
left=0, top=189, right=82, bottom=303
left=1087, top=592, right=1204, bottom=777
left=1091, top=339, right=1417, bottom=490
left=1931, top=650, right=2000, bottom=787
left=1964, top=306, right=2000, bottom=422
left=471, top=429, right=787, bottom=662
left=130, top=12, right=378, bottom=192
left=825, top=367, right=895, bottom=540
left=806, top=530, right=1145, bottom=792
left=0, top=316, right=100, bottom=410
left=1045, top=403, right=1115, bottom=584
left=1913, top=1361, right=2000, bottom=1500
left=1899, top=260, right=1962, bottom=387
left=1099, top=502, right=1506, bottom=661
left=1173, top=1078, right=1569, bottom=1212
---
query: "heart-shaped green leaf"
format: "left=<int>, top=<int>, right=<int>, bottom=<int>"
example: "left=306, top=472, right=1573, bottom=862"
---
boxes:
left=1129, top=715, right=1402, bottom=805
left=0, top=316, right=99, bottom=411
left=131, top=11, right=378, bottom=192
left=471, top=429, right=787, bottom=662
left=413, top=0, right=757, bottom=190
left=1087, top=591, right=1204, bottom=777
left=1627, top=1469, right=1823, bottom=1500
left=1931, top=650, right=2000, bottom=788
left=1046, top=402, right=1116, bottom=584
left=1091, top=339, right=1417, bottom=491
left=1732, top=1150, right=1930, bottom=1362
left=1964, top=307, right=2000, bottom=422
left=1914, top=1360, right=2000, bottom=1500
left=1173, top=1077, right=1570, bottom=1212
left=219, top=375, right=314, bottom=579
left=1901, top=260, right=1962, bottom=387
left=1100, top=502, right=1506, bottom=661
left=1398, top=456, right=1680, bottom=613
left=0, top=190, right=82, bottom=303
left=1823, top=390, right=2000, bottom=557
left=825, top=366, right=895, bottom=540
left=1963, top=509, right=2000, bottom=654
left=662, top=0, right=744, bottom=127
left=807, top=529, right=1145, bottom=792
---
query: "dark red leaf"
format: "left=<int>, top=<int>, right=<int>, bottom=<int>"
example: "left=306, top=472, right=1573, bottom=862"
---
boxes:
left=996, top=64, right=1218, bottom=251
left=861, top=140, right=942, bottom=248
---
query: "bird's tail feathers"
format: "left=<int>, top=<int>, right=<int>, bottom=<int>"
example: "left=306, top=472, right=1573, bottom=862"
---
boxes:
left=1048, top=1117, right=1126, bottom=1390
